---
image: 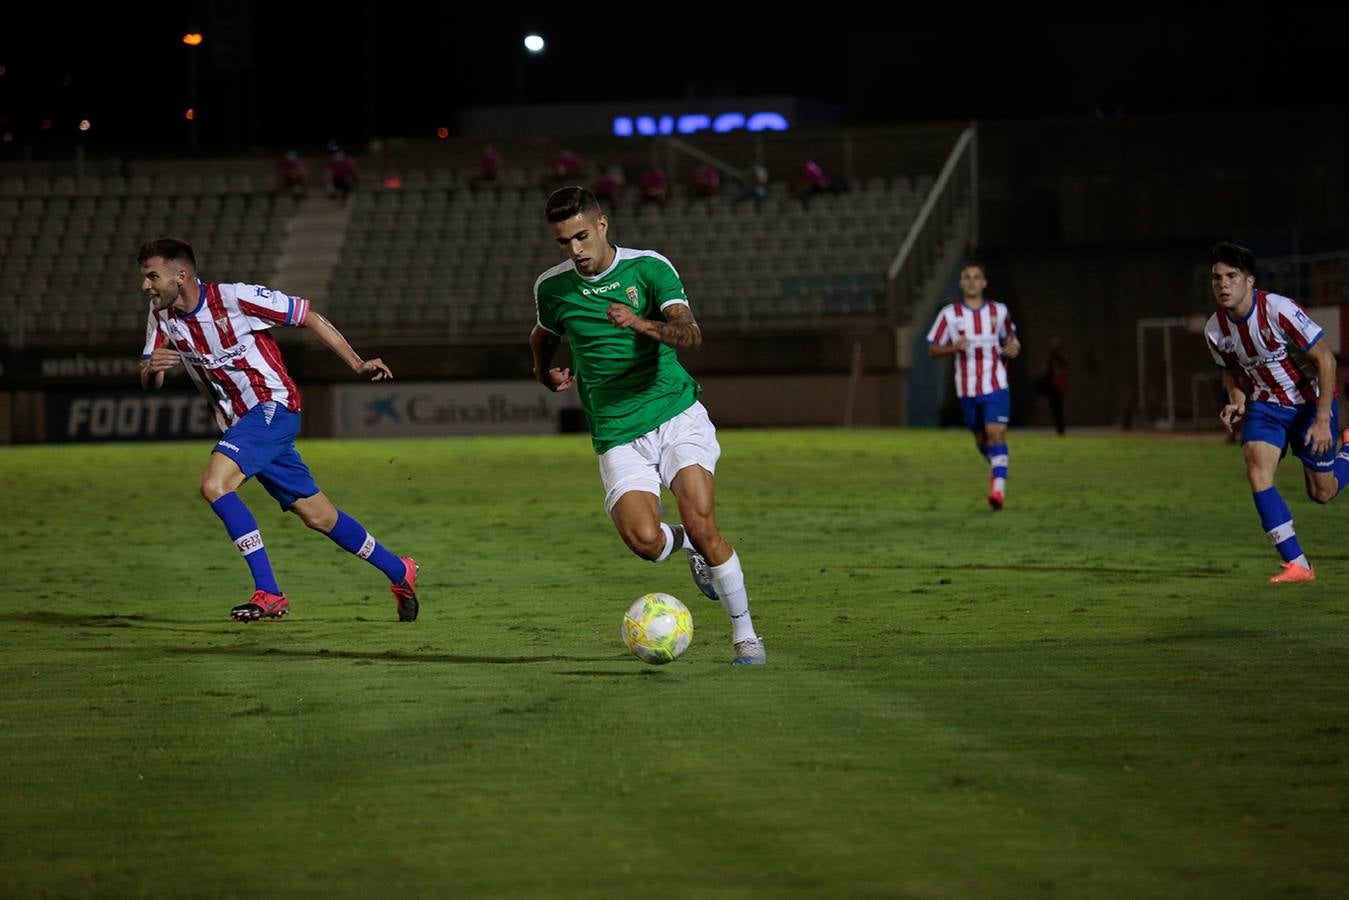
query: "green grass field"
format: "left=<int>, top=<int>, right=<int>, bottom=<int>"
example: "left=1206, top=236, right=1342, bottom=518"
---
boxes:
left=2, top=429, right=1347, bottom=898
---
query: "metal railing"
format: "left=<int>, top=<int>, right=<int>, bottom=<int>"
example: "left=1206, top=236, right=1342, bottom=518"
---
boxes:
left=885, top=124, right=978, bottom=325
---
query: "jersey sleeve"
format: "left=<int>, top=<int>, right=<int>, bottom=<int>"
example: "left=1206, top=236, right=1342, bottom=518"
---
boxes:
left=1271, top=295, right=1322, bottom=352
left=1204, top=331, right=1226, bottom=367
left=141, top=306, right=167, bottom=359
left=1204, top=317, right=1238, bottom=369
left=998, top=303, right=1017, bottom=340
left=926, top=307, right=950, bottom=345
left=533, top=276, right=562, bottom=335
left=644, top=253, right=689, bottom=311
left=231, top=283, right=310, bottom=331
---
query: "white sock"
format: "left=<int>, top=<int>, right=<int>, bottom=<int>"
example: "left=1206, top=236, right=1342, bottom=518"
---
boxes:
left=992, top=476, right=1006, bottom=493
left=655, top=524, right=676, bottom=563
left=1291, top=554, right=1311, bottom=570
left=709, top=551, right=757, bottom=643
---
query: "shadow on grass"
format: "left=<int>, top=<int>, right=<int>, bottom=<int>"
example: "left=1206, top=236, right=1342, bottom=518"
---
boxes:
left=160, top=645, right=625, bottom=666
left=0, top=611, right=201, bottom=627
left=852, top=562, right=1231, bottom=576
left=3, top=611, right=655, bottom=668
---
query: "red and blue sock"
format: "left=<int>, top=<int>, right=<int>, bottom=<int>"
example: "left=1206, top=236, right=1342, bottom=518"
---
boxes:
left=210, top=492, right=281, bottom=595
left=1252, top=487, right=1308, bottom=566
left=325, top=510, right=406, bottom=583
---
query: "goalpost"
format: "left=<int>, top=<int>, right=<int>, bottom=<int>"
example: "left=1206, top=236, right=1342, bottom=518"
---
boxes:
left=1135, top=315, right=1208, bottom=430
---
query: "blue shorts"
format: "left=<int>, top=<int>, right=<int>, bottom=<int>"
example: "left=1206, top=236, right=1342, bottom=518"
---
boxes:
left=1241, top=399, right=1339, bottom=472
left=959, top=389, right=1011, bottom=433
left=212, top=402, right=320, bottom=509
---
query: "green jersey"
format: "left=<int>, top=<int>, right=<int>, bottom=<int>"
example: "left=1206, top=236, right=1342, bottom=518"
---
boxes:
left=534, top=247, right=701, bottom=453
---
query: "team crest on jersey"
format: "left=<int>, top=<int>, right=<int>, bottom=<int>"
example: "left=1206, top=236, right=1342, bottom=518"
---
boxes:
left=625, top=286, right=639, bottom=306
left=1260, top=327, right=1274, bottom=345
left=215, top=316, right=230, bottom=331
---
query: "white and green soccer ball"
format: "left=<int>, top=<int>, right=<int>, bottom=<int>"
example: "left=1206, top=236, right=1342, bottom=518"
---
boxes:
left=621, top=592, right=693, bottom=665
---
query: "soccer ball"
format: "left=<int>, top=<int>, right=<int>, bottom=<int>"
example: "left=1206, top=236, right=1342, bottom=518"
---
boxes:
left=621, top=592, right=693, bottom=665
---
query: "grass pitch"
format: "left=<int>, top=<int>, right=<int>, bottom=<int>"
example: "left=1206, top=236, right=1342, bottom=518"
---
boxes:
left=2, top=429, right=1347, bottom=898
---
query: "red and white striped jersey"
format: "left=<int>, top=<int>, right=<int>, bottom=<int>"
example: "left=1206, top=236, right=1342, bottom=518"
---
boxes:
left=926, top=300, right=1018, bottom=398
left=142, top=280, right=311, bottom=431
left=1204, top=290, right=1323, bottom=407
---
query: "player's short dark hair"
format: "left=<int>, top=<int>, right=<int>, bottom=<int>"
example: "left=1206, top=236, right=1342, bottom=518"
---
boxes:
left=961, top=260, right=987, bottom=276
left=545, top=186, right=603, bottom=223
left=138, top=238, right=196, bottom=268
left=1210, top=242, right=1255, bottom=275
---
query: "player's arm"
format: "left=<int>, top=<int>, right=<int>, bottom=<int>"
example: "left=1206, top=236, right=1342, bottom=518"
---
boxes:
left=1219, top=368, right=1248, bottom=433
left=303, top=306, right=392, bottom=381
left=1001, top=332, right=1021, bottom=359
left=928, top=338, right=969, bottom=358
left=927, top=312, right=967, bottom=357
left=530, top=324, right=574, bottom=391
left=607, top=302, right=702, bottom=350
left=1304, top=339, right=1336, bottom=454
left=139, top=358, right=166, bottom=390
left=139, top=347, right=182, bottom=389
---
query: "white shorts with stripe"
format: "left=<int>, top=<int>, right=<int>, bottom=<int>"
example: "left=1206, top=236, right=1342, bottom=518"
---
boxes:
left=598, top=401, right=721, bottom=514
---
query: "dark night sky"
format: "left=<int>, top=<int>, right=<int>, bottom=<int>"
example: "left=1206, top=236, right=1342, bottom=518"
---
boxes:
left=3, top=4, right=1348, bottom=154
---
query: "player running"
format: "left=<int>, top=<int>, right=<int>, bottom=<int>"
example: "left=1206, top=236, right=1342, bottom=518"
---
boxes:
left=137, top=238, right=420, bottom=620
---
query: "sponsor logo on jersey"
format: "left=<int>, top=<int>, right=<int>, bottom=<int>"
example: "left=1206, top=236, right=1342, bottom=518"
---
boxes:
left=216, top=439, right=242, bottom=453
left=581, top=281, right=622, bottom=296
left=178, top=343, right=253, bottom=369
left=1219, top=337, right=1237, bottom=353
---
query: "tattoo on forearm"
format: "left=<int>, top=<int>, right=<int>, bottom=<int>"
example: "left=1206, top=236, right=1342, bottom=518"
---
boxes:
left=654, top=321, right=701, bottom=349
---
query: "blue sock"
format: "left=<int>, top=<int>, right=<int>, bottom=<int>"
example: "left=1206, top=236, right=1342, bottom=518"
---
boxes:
left=210, top=492, right=281, bottom=595
left=325, top=510, right=406, bottom=583
left=987, top=443, right=1009, bottom=480
left=1252, top=487, right=1305, bottom=563
left=1335, top=448, right=1349, bottom=494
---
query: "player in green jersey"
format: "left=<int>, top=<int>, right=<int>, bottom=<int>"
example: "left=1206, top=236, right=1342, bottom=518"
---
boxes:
left=529, top=187, right=765, bottom=665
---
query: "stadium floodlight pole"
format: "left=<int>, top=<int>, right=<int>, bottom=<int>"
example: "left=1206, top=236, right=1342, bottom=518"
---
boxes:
left=182, top=33, right=203, bottom=151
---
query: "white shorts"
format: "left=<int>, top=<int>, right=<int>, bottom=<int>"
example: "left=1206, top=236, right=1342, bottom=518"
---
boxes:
left=598, top=401, right=721, bottom=514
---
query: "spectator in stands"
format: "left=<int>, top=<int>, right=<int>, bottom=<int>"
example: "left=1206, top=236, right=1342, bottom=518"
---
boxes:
left=277, top=150, right=307, bottom=201
left=551, top=148, right=585, bottom=183
left=688, top=164, right=721, bottom=199
left=592, top=164, right=626, bottom=205
left=637, top=165, right=670, bottom=209
left=474, top=145, right=504, bottom=187
left=795, top=159, right=831, bottom=204
left=732, top=163, right=770, bottom=207
left=325, top=148, right=360, bottom=202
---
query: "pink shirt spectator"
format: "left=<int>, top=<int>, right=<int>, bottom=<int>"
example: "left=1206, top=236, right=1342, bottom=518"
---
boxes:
left=690, top=164, right=721, bottom=196
left=592, top=167, right=624, bottom=200
left=638, top=167, right=669, bottom=201
left=278, top=153, right=306, bottom=186
left=802, top=160, right=830, bottom=192
left=552, top=149, right=583, bottom=179
left=478, top=147, right=504, bottom=181
left=328, top=155, right=359, bottom=186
